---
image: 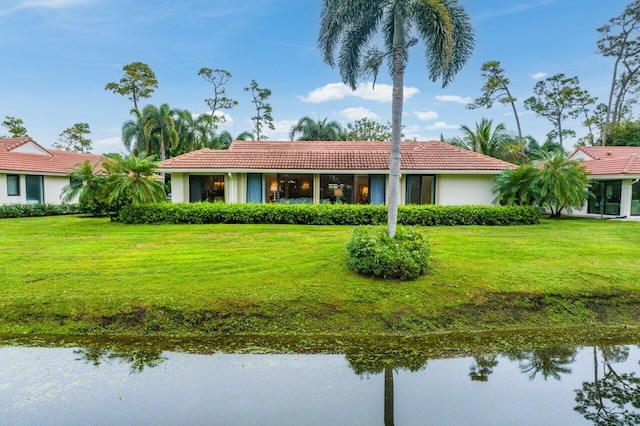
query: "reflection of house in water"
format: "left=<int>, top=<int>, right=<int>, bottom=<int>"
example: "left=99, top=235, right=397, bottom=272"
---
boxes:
left=160, top=140, right=516, bottom=206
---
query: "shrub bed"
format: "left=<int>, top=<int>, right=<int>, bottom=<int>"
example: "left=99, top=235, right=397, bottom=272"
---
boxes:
left=119, top=203, right=540, bottom=226
left=0, top=203, right=81, bottom=219
left=346, top=226, right=430, bottom=280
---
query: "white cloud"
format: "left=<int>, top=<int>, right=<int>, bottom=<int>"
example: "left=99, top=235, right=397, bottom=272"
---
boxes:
left=92, top=137, right=123, bottom=154
left=264, top=119, right=298, bottom=141
left=434, top=95, right=472, bottom=104
left=299, top=82, right=419, bottom=103
left=414, top=110, right=438, bottom=121
left=425, top=122, right=459, bottom=130
left=530, top=72, right=548, bottom=80
left=340, top=107, right=380, bottom=121
left=211, top=110, right=234, bottom=125
left=1, top=0, right=90, bottom=15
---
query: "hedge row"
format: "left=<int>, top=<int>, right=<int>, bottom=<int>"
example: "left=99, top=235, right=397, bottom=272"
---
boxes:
left=0, top=203, right=81, bottom=219
left=119, top=203, right=540, bottom=226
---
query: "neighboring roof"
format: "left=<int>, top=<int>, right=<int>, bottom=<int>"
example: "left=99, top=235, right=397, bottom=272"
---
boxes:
left=571, top=146, right=640, bottom=176
left=573, top=145, right=640, bottom=160
left=161, top=141, right=517, bottom=172
left=0, top=137, right=104, bottom=175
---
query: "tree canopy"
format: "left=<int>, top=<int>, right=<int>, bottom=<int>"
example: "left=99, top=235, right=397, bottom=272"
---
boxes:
left=289, top=116, right=344, bottom=141
left=53, top=123, right=92, bottom=153
left=105, top=62, right=158, bottom=111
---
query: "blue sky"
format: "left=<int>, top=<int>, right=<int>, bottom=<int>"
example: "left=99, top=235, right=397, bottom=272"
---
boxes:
left=0, top=0, right=633, bottom=154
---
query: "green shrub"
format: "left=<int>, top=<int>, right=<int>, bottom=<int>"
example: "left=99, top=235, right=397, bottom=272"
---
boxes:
left=119, top=203, right=540, bottom=226
left=0, top=203, right=81, bottom=219
left=346, top=226, right=430, bottom=280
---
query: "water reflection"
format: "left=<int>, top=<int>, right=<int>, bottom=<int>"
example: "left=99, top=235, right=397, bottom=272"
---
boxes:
left=575, top=346, right=640, bottom=425
left=1, top=333, right=640, bottom=425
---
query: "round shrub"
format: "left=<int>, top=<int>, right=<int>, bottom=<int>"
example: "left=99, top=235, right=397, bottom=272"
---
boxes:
left=346, top=226, right=430, bottom=280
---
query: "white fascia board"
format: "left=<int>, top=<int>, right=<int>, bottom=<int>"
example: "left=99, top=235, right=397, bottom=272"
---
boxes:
left=404, top=169, right=506, bottom=175
left=0, top=169, right=68, bottom=176
left=159, top=168, right=389, bottom=175
left=588, top=174, right=640, bottom=180
left=159, top=168, right=505, bottom=175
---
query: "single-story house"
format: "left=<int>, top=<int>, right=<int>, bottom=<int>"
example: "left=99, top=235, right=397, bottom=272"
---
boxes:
left=568, top=145, right=640, bottom=218
left=160, top=141, right=516, bottom=206
left=0, top=137, right=104, bottom=205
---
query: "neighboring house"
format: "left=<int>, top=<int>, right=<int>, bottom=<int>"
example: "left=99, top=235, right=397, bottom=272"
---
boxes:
left=568, top=146, right=640, bottom=218
left=160, top=141, right=516, bottom=206
left=0, top=137, right=104, bottom=205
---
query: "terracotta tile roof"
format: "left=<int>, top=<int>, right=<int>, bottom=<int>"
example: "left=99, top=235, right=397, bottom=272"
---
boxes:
left=572, top=146, right=640, bottom=176
left=161, top=140, right=516, bottom=172
left=0, top=137, right=104, bottom=175
left=575, top=145, right=640, bottom=160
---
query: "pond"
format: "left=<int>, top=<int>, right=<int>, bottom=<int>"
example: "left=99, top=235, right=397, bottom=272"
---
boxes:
left=1, top=332, right=639, bottom=425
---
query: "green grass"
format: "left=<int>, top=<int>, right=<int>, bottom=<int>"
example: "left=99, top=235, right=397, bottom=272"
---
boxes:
left=2, top=215, right=640, bottom=336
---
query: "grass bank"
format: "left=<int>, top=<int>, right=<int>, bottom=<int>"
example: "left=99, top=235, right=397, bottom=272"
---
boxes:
left=2, top=215, right=640, bottom=336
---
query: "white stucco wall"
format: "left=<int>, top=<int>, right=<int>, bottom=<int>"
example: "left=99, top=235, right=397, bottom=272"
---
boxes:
left=45, top=175, right=73, bottom=204
left=169, top=173, right=186, bottom=203
left=168, top=172, right=499, bottom=206
left=0, top=173, right=73, bottom=205
left=0, top=173, right=21, bottom=204
left=436, top=174, right=497, bottom=205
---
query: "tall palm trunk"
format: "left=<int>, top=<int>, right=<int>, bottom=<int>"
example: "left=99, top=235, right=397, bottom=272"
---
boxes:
left=384, top=367, right=394, bottom=426
left=388, top=11, right=405, bottom=239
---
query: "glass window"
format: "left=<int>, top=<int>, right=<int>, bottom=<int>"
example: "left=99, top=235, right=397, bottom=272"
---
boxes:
left=25, top=175, right=43, bottom=203
left=189, top=175, right=225, bottom=203
left=354, top=175, right=369, bottom=204
left=7, top=175, right=19, bottom=196
left=264, top=174, right=277, bottom=203
left=406, top=175, right=434, bottom=205
left=277, top=174, right=313, bottom=204
left=246, top=174, right=263, bottom=203
left=588, top=180, right=622, bottom=215
left=632, top=181, right=640, bottom=216
left=320, top=175, right=354, bottom=204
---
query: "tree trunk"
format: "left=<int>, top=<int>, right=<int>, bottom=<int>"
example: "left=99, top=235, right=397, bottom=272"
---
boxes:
left=384, top=367, right=394, bottom=426
left=503, top=84, right=523, bottom=140
left=603, top=56, right=622, bottom=146
left=388, top=11, right=405, bottom=239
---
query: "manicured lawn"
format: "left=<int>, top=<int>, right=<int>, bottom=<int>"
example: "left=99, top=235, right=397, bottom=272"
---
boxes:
left=2, top=215, right=640, bottom=335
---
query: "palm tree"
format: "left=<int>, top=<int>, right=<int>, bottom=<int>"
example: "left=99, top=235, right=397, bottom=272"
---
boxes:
left=534, top=151, right=591, bottom=218
left=451, top=118, right=525, bottom=163
left=319, top=0, right=474, bottom=237
left=142, top=103, right=179, bottom=162
left=289, top=116, right=345, bottom=141
left=175, top=110, right=214, bottom=154
left=105, top=154, right=166, bottom=207
left=492, top=164, right=540, bottom=206
left=62, top=160, right=109, bottom=215
left=122, top=108, right=153, bottom=156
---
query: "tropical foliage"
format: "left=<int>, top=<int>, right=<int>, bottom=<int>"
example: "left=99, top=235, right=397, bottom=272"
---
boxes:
left=62, top=154, right=166, bottom=220
left=289, top=116, right=344, bottom=141
left=450, top=118, right=525, bottom=163
left=318, top=0, right=474, bottom=238
left=493, top=152, right=590, bottom=218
